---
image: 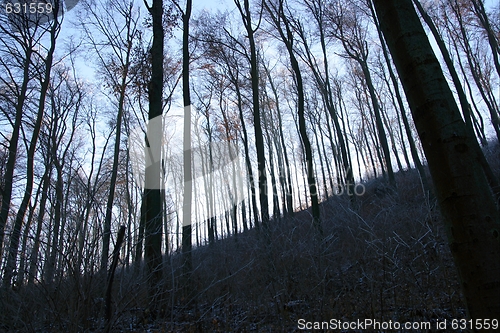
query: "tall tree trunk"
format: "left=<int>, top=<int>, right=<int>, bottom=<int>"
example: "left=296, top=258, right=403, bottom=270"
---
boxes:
left=28, top=164, right=51, bottom=285
left=0, top=48, right=32, bottom=260
left=3, top=15, right=58, bottom=286
left=45, top=158, right=63, bottom=285
left=144, top=0, right=164, bottom=312
left=262, top=61, right=294, bottom=215
left=311, top=114, right=329, bottom=199
left=372, top=0, right=500, bottom=321
left=235, top=0, right=269, bottom=227
left=470, top=0, right=500, bottom=78
left=101, top=39, right=132, bottom=271
left=298, top=18, right=355, bottom=201
left=265, top=0, right=321, bottom=231
left=180, top=0, right=193, bottom=298
left=450, top=1, right=500, bottom=144
left=262, top=93, right=280, bottom=220
left=413, top=0, right=498, bottom=198
left=232, top=68, right=259, bottom=228
left=359, top=61, right=395, bottom=187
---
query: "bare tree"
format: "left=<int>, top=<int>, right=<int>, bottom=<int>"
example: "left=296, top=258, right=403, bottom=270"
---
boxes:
left=328, top=1, right=396, bottom=187
left=234, top=0, right=269, bottom=228
left=79, top=0, right=141, bottom=272
left=263, top=0, right=322, bottom=232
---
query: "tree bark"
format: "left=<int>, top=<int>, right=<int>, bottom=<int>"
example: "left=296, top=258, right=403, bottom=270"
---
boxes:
left=144, top=0, right=164, bottom=312
left=372, top=0, right=500, bottom=322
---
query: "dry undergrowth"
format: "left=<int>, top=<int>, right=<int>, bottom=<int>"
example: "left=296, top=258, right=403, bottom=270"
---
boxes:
left=4, top=143, right=500, bottom=333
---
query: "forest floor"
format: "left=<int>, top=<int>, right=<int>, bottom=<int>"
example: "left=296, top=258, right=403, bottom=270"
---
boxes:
left=3, top=144, right=499, bottom=332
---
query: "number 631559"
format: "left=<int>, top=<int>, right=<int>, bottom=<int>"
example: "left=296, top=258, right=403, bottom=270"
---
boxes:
left=3, top=1, right=53, bottom=14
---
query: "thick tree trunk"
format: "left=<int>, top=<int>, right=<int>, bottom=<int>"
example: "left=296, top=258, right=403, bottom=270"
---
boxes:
left=372, top=0, right=500, bottom=322
left=144, top=0, right=164, bottom=312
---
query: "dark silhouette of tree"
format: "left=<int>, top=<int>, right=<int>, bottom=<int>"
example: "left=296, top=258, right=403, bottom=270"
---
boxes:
left=2, top=0, right=62, bottom=287
left=234, top=0, right=269, bottom=228
left=368, top=1, right=429, bottom=194
left=411, top=0, right=499, bottom=202
left=79, top=0, right=140, bottom=272
left=328, top=1, right=396, bottom=187
left=297, top=0, right=356, bottom=201
left=372, top=0, right=500, bottom=321
left=263, top=0, right=321, bottom=232
left=143, top=0, right=164, bottom=313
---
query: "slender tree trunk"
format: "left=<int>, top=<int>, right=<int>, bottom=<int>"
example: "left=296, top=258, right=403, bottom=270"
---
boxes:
left=311, top=115, right=329, bottom=199
left=101, top=44, right=132, bottom=271
left=360, top=61, right=395, bottom=187
left=3, top=17, right=58, bottom=286
left=180, top=0, right=193, bottom=299
left=45, top=159, right=63, bottom=285
left=323, top=108, right=338, bottom=190
left=0, top=48, right=32, bottom=259
left=235, top=0, right=269, bottom=227
left=298, top=21, right=355, bottom=201
left=266, top=1, right=321, bottom=231
left=362, top=116, right=378, bottom=179
left=262, top=61, right=294, bottom=215
left=28, top=164, right=51, bottom=285
left=373, top=0, right=500, bottom=321
left=380, top=105, right=403, bottom=172
left=470, top=0, right=500, bottom=78
left=262, top=95, right=280, bottom=220
left=232, top=70, right=260, bottom=228
left=319, top=124, right=334, bottom=197
left=450, top=2, right=500, bottom=144
left=413, top=0, right=498, bottom=198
